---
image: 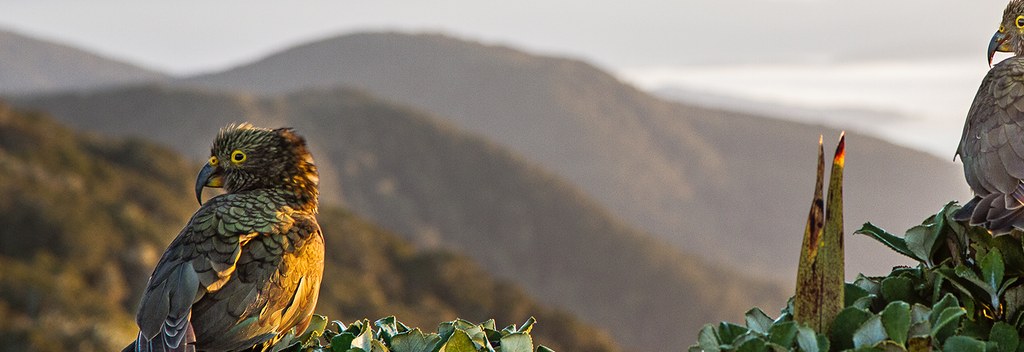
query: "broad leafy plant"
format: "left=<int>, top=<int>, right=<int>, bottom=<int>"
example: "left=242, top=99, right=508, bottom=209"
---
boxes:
left=272, top=316, right=553, bottom=352
left=692, top=136, right=1024, bottom=351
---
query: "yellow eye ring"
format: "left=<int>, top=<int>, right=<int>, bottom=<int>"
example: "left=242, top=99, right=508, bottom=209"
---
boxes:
left=231, top=150, right=246, bottom=163
left=208, top=156, right=219, bottom=166
left=1016, top=15, right=1024, bottom=28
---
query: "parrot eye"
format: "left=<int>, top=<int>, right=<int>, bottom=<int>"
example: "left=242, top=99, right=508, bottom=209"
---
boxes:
left=1016, top=16, right=1024, bottom=28
left=231, top=150, right=247, bottom=163
left=209, top=156, right=219, bottom=166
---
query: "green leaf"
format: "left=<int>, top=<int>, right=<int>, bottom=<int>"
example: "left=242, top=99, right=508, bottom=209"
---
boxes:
left=832, top=307, right=873, bottom=351
left=370, top=339, right=389, bottom=352
left=392, top=329, right=439, bottom=352
left=795, top=324, right=820, bottom=352
left=351, top=320, right=374, bottom=352
left=292, top=314, right=328, bottom=346
left=981, top=248, right=1006, bottom=290
left=816, top=332, right=830, bottom=352
left=990, top=322, right=1019, bottom=352
left=881, top=301, right=911, bottom=345
left=745, top=308, right=774, bottom=334
left=881, top=276, right=915, bottom=303
left=1003, top=285, right=1024, bottom=322
left=480, top=320, right=495, bottom=331
left=908, top=304, right=931, bottom=338
left=960, top=316, right=991, bottom=340
left=697, top=324, right=721, bottom=352
left=500, top=333, right=533, bottom=352
left=873, top=340, right=906, bottom=351
left=332, top=333, right=357, bottom=352
left=852, top=315, right=886, bottom=348
left=736, top=338, right=768, bottom=352
left=717, top=322, right=749, bottom=345
left=375, top=316, right=400, bottom=343
left=931, top=307, right=966, bottom=345
left=930, top=294, right=959, bottom=325
left=905, top=223, right=940, bottom=266
left=768, top=321, right=798, bottom=349
left=854, top=274, right=882, bottom=296
left=994, top=236, right=1024, bottom=276
left=439, top=330, right=476, bottom=352
left=855, top=223, right=920, bottom=262
left=535, top=346, right=554, bottom=352
left=518, top=317, right=536, bottom=334
left=943, top=336, right=986, bottom=352
left=846, top=283, right=871, bottom=308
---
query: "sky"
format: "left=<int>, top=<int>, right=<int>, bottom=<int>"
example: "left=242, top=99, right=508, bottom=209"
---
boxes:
left=0, top=0, right=1014, bottom=156
left=0, top=0, right=1009, bottom=75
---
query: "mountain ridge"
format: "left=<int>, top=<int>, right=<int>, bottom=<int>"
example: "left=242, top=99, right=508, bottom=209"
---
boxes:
left=0, top=101, right=625, bottom=352
left=180, top=31, right=972, bottom=281
left=0, top=28, right=167, bottom=94
left=11, top=85, right=788, bottom=351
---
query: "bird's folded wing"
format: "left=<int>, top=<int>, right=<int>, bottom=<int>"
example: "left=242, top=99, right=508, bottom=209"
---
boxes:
left=961, top=59, right=1024, bottom=195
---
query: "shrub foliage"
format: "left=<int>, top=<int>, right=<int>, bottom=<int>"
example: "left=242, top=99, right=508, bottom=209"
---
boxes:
left=692, top=136, right=1024, bottom=352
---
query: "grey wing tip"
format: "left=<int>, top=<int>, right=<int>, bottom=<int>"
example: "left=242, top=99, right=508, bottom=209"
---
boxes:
left=951, top=196, right=980, bottom=222
left=968, top=193, right=1024, bottom=235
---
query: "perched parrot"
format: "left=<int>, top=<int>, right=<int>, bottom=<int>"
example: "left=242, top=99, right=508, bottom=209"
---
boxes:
left=123, top=124, right=324, bottom=352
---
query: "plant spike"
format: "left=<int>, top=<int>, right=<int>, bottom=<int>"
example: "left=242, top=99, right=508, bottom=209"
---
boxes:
left=794, top=133, right=846, bottom=335
left=794, top=136, right=826, bottom=331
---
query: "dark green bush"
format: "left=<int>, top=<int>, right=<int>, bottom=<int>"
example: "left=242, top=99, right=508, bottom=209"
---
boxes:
left=693, top=201, right=1024, bottom=352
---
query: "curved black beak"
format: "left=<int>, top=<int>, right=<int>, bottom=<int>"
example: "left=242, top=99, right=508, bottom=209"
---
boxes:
left=195, top=163, right=223, bottom=204
left=989, top=29, right=1011, bottom=67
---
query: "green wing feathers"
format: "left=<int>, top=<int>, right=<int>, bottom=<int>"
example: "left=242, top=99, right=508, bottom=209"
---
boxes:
left=135, top=190, right=323, bottom=351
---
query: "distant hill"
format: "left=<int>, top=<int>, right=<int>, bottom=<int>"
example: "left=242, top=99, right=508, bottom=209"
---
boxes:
left=0, top=101, right=623, bottom=352
left=12, top=86, right=789, bottom=352
left=0, top=28, right=167, bottom=94
left=180, top=32, right=972, bottom=281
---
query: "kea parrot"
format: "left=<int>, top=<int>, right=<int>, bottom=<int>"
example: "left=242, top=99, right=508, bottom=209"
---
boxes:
left=954, top=0, right=1024, bottom=234
left=123, top=124, right=324, bottom=352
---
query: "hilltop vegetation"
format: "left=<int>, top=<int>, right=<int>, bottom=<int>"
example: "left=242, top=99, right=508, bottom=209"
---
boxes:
left=0, top=102, right=622, bottom=352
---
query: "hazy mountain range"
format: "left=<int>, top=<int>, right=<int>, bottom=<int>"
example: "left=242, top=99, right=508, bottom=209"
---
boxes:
left=0, top=30, right=167, bottom=94
left=11, top=84, right=786, bottom=351
left=0, top=28, right=975, bottom=351
left=177, top=32, right=971, bottom=280
left=0, top=102, right=622, bottom=352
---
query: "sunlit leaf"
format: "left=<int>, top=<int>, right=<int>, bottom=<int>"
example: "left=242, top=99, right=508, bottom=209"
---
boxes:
left=500, top=333, right=533, bottom=352
left=392, top=329, right=438, bottom=352
left=697, top=324, right=721, bottom=352
left=439, top=330, right=476, bottom=352
left=745, top=308, right=774, bottom=334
